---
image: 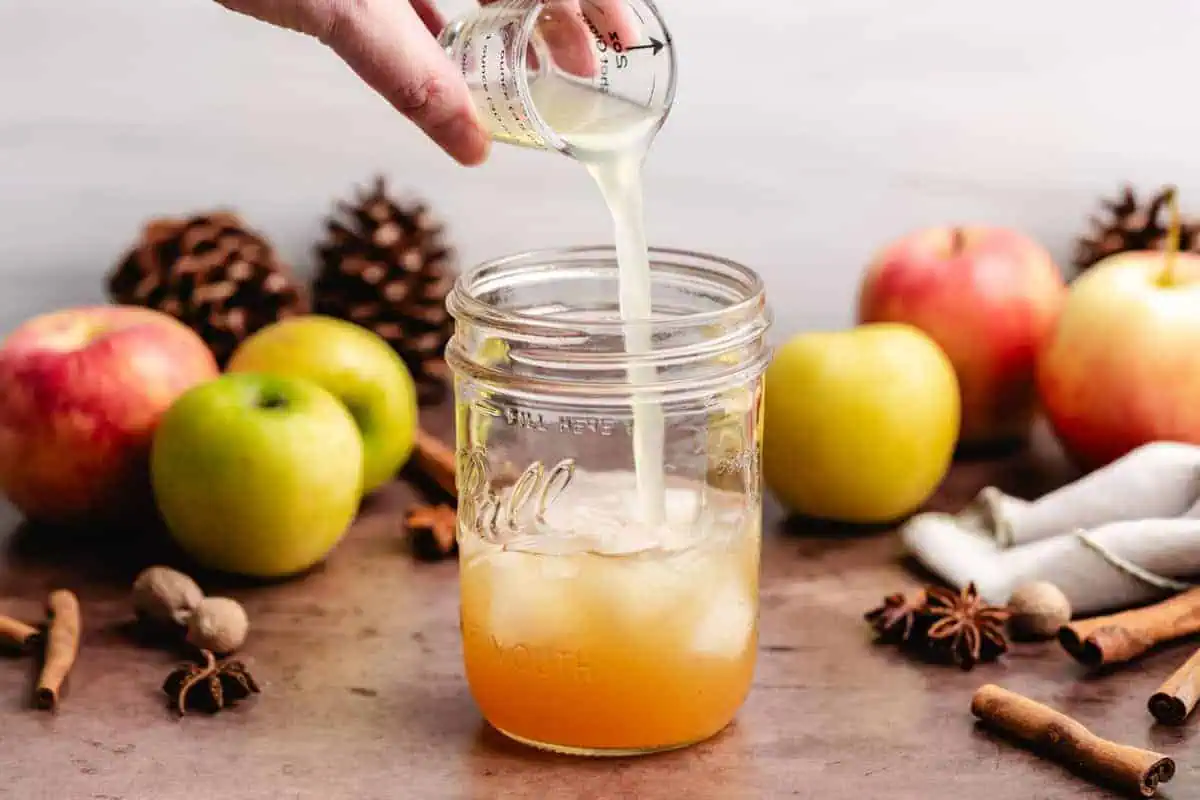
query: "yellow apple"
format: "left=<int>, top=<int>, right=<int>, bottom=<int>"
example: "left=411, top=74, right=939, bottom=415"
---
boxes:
left=763, top=323, right=960, bottom=523
left=227, top=315, right=418, bottom=494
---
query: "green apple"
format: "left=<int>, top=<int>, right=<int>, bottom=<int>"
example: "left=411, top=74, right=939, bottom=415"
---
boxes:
left=763, top=322, right=960, bottom=523
left=151, top=372, right=364, bottom=578
left=227, top=315, right=418, bottom=493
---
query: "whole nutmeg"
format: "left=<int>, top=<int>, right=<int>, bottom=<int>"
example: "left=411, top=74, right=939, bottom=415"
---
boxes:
left=186, top=597, right=250, bottom=655
left=1007, top=581, right=1072, bottom=640
left=132, top=566, right=204, bottom=627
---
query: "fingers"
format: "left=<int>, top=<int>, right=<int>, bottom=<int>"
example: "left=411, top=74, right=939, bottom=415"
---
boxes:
left=476, top=0, right=593, bottom=77
left=319, top=0, right=490, bottom=165
left=410, top=0, right=445, bottom=36
left=490, top=0, right=647, bottom=80
left=577, top=0, right=643, bottom=52
left=213, top=0, right=488, bottom=165
left=472, top=0, right=596, bottom=78
left=538, top=1, right=599, bottom=78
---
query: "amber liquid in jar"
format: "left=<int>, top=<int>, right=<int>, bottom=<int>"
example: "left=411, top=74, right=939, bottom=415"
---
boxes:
left=459, top=470, right=760, bottom=754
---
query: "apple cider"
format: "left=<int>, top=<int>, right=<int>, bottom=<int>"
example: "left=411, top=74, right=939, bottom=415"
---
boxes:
left=445, top=246, right=770, bottom=756
left=458, top=470, right=760, bottom=755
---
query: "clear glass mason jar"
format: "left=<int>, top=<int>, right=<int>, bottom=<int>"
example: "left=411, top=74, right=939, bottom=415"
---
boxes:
left=445, top=247, right=772, bottom=756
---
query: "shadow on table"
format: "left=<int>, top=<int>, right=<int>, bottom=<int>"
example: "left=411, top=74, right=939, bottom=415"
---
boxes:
left=0, top=516, right=178, bottom=588
left=773, top=417, right=1080, bottom=543
left=970, top=720, right=1186, bottom=800
left=469, top=718, right=748, bottom=767
left=1148, top=718, right=1200, bottom=751
left=778, top=514, right=893, bottom=539
left=0, top=514, right=332, bottom=594
left=953, top=436, right=1028, bottom=462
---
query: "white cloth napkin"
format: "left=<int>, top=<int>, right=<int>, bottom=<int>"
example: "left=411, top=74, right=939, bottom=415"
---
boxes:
left=900, top=442, right=1200, bottom=615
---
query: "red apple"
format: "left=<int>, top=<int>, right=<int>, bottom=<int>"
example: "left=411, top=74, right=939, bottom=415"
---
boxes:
left=858, top=226, right=1066, bottom=447
left=1038, top=250, right=1200, bottom=469
left=0, top=306, right=219, bottom=526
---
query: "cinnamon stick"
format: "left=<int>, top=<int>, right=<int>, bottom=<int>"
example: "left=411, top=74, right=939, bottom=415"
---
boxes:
left=35, top=590, right=81, bottom=711
left=406, top=503, right=458, bottom=561
left=1059, top=587, right=1200, bottom=668
left=412, top=428, right=456, bottom=498
left=1148, top=646, right=1200, bottom=725
left=971, top=684, right=1174, bottom=798
left=0, top=614, right=38, bottom=652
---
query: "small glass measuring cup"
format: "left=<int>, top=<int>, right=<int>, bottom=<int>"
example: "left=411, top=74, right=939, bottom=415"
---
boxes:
left=446, top=247, right=771, bottom=756
left=438, top=0, right=677, bottom=157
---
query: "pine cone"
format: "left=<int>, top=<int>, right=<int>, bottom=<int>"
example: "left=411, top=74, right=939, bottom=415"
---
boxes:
left=107, top=211, right=309, bottom=365
left=311, top=177, right=456, bottom=406
left=1074, top=184, right=1200, bottom=274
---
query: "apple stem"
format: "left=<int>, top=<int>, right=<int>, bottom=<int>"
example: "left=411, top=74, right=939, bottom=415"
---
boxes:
left=1161, top=186, right=1181, bottom=287
left=950, top=227, right=967, bottom=256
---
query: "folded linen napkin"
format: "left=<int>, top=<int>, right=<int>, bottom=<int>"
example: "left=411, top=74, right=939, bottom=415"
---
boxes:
left=900, top=442, right=1200, bottom=615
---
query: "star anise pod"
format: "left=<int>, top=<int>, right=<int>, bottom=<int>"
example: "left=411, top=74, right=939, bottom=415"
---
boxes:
left=216, top=659, right=261, bottom=704
left=923, top=583, right=1010, bottom=670
left=864, top=590, right=930, bottom=645
left=162, top=649, right=261, bottom=715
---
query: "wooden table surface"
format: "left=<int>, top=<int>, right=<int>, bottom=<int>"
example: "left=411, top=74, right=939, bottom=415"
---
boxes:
left=1, top=408, right=1196, bottom=800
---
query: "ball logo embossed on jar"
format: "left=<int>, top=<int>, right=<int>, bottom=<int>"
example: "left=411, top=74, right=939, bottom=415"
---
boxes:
left=458, top=446, right=576, bottom=541
left=456, top=446, right=492, bottom=534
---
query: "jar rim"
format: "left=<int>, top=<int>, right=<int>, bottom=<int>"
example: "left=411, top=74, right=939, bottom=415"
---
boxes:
left=445, top=246, right=772, bottom=401
left=447, top=245, right=766, bottom=337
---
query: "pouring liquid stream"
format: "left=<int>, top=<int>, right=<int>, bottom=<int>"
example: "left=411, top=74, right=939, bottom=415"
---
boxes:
left=527, top=78, right=668, bottom=525
left=587, top=155, right=664, bottom=526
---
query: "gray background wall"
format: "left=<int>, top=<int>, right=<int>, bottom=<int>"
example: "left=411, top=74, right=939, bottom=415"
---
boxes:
left=3, top=0, right=1198, bottom=338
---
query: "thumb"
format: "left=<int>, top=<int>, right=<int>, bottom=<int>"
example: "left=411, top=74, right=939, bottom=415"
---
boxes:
left=301, top=0, right=491, bottom=166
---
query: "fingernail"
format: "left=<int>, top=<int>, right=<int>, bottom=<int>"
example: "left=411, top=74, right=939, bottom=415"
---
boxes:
left=440, top=116, right=491, bottom=167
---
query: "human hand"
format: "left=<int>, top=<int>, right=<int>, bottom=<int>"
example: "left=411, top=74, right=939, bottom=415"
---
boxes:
left=214, top=0, right=646, bottom=165
left=215, top=0, right=492, bottom=166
